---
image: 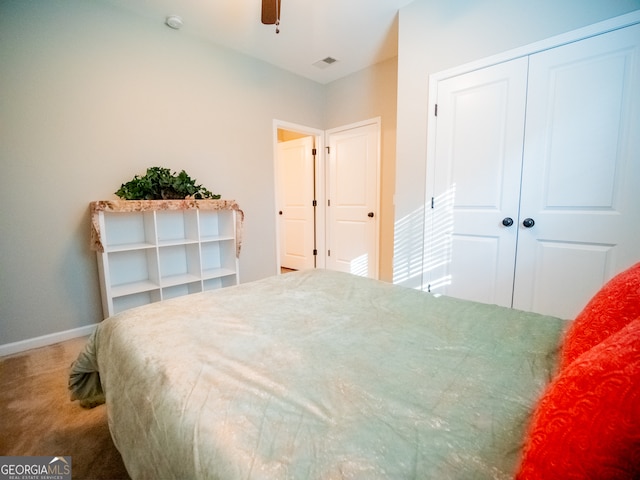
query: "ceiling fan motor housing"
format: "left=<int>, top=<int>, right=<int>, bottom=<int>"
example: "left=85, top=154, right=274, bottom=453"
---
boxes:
left=261, top=0, right=281, bottom=25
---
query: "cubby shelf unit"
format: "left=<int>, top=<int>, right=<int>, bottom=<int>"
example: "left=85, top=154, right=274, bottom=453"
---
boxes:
left=90, top=199, right=243, bottom=318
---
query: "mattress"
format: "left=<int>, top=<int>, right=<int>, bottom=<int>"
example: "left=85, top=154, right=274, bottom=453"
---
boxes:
left=70, top=269, right=567, bottom=479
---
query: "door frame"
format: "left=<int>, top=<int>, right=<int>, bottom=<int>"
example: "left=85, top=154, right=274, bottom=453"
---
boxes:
left=272, top=120, right=326, bottom=272
left=273, top=117, right=382, bottom=276
left=423, top=10, right=640, bottom=291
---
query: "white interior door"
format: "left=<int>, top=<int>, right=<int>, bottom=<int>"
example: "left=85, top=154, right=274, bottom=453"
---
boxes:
left=427, top=58, right=529, bottom=306
left=513, top=23, right=640, bottom=318
left=277, top=136, right=316, bottom=271
left=326, top=121, right=380, bottom=279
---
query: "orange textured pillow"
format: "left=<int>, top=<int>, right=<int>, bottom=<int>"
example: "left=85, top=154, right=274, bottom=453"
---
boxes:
left=560, top=262, right=640, bottom=370
left=516, top=318, right=640, bottom=480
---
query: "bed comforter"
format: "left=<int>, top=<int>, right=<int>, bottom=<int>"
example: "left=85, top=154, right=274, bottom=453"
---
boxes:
left=70, top=269, right=567, bottom=479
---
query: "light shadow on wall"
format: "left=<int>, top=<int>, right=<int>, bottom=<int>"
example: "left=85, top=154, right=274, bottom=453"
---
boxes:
left=349, top=253, right=370, bottom=277
left=393, top=184, right=455, bottom=291
left=422, top=184, right=455, bottom=291
left=392, top=203, right=426, bottom=288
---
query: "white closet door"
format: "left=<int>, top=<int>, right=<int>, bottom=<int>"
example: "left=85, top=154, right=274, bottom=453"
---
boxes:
left=427, top=58, right=528, bottom=306
left=513, top=23, right=640, bottom=319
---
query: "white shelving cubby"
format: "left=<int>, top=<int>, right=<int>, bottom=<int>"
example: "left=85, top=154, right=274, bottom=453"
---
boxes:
left=91, top=200, right=242, bottom=318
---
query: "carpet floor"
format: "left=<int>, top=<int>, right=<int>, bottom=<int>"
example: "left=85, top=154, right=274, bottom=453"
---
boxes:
left=0, top=336, right=130, bottom=479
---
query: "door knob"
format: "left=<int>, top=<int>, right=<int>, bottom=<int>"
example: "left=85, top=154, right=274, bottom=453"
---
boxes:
left=367, top=212, right=374, bottom=218
left=502, top=217, right=514, bottom=227
left=279, top=211, right=283, bottom=215
left=522, top=218, right=535, bottom=228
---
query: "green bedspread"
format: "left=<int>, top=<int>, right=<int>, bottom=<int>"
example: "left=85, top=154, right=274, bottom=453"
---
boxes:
left=70, top=269, right=567, bottom=479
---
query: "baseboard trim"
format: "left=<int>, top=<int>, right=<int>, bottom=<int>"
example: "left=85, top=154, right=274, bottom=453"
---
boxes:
left=0, top=324, right=97, bottom=357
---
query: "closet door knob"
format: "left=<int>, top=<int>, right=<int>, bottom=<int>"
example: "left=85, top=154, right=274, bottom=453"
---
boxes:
left=522, top=218, right=535, bottom=228
left=502, top=217, right=514, bottom=227
left=368, top=212, right=375, bottom=218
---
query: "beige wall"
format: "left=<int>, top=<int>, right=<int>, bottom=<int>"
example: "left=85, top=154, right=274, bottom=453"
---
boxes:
left=0, top=0, right=326, bottom=345
left=325, top=57, right=398, bottom=282
left=5, top=0, right=636, bottom=347
left=0, top=0, right=400, bottom=347
left=394, top=0, right=640, bottom=287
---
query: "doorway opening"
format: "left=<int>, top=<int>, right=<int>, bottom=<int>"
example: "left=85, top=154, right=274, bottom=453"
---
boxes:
left=273, top=121, right=325, bottom=274
left=273, top=118, right=381, bottom=278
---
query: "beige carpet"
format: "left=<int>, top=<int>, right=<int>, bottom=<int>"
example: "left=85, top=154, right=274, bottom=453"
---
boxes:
left=0, top=336, right=130, bottom=479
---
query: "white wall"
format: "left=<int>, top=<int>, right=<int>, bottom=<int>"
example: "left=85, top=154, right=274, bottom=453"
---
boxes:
left=0, top=1, right=325, bottom=345
left=324, top=57, right=398, bottom=282
left=393, top=0, right=640, bottom=288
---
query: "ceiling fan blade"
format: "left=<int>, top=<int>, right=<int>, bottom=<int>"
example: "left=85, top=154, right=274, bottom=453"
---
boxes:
left=261, top=0, right=281, bottom=25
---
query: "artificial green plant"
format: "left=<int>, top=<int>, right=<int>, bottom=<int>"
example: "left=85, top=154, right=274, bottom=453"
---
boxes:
left=115, top=167, right=221, bottom=200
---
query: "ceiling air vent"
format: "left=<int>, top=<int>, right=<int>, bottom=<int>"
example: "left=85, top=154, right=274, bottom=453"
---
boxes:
left=313, top=57, right=338, bottom=69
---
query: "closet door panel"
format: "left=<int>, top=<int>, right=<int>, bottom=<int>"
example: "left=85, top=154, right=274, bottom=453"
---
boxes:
left=524, top=241, right=613, bottom=320
left=425, top=58, right=528, bottom=305
left=514, top=23, right=640, bottom=318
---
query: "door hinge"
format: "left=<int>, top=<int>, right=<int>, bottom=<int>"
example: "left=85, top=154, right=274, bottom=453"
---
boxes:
left=328, top=199, right=331, bottom=207
left=427, top=284, right=431, bottom=293
left=434, top=104, right=438, bottom=116
left=326, top=146, right=330, bottom=154
left=431, top=196, right=435, bottom=209
left=312, top=148, right=317, bottom=155
left=312, top=200, right=317, bottom=207
left=328, top=250, right=331, bottom=257
left=313, top=249, right=317, bottom=256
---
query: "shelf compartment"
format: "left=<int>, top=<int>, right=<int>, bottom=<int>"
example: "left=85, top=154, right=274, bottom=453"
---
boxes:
left=107, top=249, right=160, bottom=291
left=202, top=275, right=238, bottom=291
left=107, top=242, right=156, bottom=252
left=112, top=290, right=162, bottom=315
left=159, top=244, right=201, bottom=283
left=201, top=267, right=237, bottom=280
left=103, top=212, right=156, bottom=251
left=111, top=280, right=160, bottom=298
left=162, top=281, right=203, bottom=300
left=199, top=210, right=236, bottom=241
left=161, top=273, right=202, bottom=288
left=203, top=275, right=237, bottom=291
left=199, top=234, right=236, bottom=243
left=201, top=239, right=236, bottom=272
left=156, top=210, right=199, bottom=244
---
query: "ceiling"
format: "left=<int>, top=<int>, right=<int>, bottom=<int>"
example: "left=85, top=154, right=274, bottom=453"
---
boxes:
left=102, top=0, right=415, bottom=84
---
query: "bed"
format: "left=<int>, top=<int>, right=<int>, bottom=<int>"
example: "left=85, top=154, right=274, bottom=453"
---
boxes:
left=69, top=265, right=640, bottom=479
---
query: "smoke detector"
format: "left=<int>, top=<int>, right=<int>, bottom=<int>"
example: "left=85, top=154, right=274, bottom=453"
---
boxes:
left=165, top=15, right=183, bottom=30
